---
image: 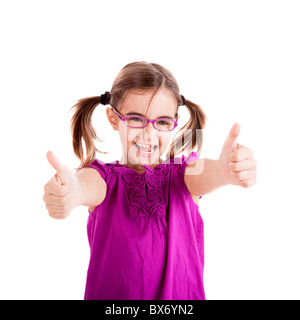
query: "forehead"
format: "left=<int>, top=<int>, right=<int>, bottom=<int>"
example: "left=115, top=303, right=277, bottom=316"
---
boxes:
left=119, top=88, right=178, bottom=117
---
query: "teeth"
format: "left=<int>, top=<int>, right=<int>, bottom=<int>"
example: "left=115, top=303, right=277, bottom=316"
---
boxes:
left=135, top=143, right=156, bottom=149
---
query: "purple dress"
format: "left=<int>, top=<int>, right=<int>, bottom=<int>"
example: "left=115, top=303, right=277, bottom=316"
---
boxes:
left=84, top=151, right=205, bottom=300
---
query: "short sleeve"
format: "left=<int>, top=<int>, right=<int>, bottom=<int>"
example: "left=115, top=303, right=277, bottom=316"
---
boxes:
left=85, top=159, right=110, bottom=184
left=181, top=151, right=201, bottom=172
left=178, top=151, right=202, bottom=199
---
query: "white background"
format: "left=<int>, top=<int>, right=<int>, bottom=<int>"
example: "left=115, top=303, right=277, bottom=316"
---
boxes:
left=0, top=0, right=299, bottom=299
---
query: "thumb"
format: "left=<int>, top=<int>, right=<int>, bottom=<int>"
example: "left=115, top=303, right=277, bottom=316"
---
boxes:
left=221, top=122, right=241, bottom=153
left=46, top=151, right=67, bottom=185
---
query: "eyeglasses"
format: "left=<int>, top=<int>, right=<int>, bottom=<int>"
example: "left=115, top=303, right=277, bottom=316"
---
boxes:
left=111, top=107, right=178, bottom=132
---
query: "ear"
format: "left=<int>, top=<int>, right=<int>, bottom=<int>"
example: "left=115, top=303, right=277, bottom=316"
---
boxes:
left=106, top=107, right=119, bottom=131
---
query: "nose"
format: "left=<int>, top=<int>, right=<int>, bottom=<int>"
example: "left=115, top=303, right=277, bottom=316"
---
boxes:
left=142, top=121, right=156, bottom=141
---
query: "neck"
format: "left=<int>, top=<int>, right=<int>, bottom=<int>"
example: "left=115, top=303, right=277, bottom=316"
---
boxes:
left=119, top=155, right=163, bottom=172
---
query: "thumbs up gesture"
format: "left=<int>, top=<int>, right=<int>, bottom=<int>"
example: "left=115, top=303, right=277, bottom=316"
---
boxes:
left=218, top=123, right=257, bottom=188
left=43, top=151, right=81, bottom=219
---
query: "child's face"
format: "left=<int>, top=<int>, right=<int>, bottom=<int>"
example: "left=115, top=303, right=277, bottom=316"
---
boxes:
left=107, top=87, right=179, bottom=170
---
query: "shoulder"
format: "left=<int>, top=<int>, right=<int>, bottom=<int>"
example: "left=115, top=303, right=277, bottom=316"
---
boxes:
left=182, top=152, right=204, bottom=198
left=165, top=151, right=200, bottom=182
left=82, top=159, right=115, bottom=184
left=182, top=151, right=201, bottom=167
left=175, top=152, right=203, bottom=199
left=164, top=152, right=202, bottom=204
left=167, top=151, right=201, bottom=171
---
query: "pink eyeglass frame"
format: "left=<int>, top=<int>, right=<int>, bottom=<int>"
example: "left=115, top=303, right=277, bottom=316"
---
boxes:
left=110, top=107, right=178, bottom=131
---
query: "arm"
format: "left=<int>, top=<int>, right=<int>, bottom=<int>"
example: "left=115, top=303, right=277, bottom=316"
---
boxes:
left=184, top=123, right=257, bottom=197
left=76, top=167, right=107, bottom=208
left=44, top=151, right=107, bottom=219
left=184, top=158, right=227, bottom=196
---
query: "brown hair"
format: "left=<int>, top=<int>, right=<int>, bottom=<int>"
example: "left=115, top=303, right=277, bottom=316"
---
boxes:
left=70, top=61, right=207, bottom=169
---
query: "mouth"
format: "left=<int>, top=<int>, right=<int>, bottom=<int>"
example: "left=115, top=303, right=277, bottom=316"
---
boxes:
left=133, top=142, right=158, bottom=155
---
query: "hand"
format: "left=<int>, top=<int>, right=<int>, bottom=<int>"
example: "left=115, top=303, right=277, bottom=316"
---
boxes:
left=43, top=151, right=81, bottom=219
left=218, top=123, right=257, bottom=188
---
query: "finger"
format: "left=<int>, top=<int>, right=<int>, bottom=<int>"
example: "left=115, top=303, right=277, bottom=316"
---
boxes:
left=46, top=151, right=63, bottom=173
left=229, top=158, right=257, bottom=172
left=48, top=212, right=68, bottom=220
left=240, top=179, right=256, bottom=188
left=230, top=146, right=253, bottom=162
left=46, top=203, right=68, bottom=213
left=46, top=151, right=66, bottom=185
left=232, top=169, right=256, bottom=181
left=222, top=122, right=241, bottom=152
left=44, top=178, right=68, bottom=196
left=43, top=193, right=69, bottom=205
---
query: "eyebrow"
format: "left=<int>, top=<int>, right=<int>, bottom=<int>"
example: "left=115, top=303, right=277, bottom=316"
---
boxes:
left=124, top=111, right=174, bottom=119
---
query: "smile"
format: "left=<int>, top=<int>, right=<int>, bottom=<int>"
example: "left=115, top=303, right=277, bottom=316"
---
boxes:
left=134, top=142, right=158, bottom=155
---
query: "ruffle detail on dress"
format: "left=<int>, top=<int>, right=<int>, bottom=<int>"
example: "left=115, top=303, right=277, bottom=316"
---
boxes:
left=99, top=151, right=200, bottom=218
left=105, top=162, right=167, bottom=218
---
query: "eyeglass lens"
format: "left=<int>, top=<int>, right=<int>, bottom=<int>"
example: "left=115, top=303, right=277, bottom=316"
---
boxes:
left=125, top=116, right=175, bottom=131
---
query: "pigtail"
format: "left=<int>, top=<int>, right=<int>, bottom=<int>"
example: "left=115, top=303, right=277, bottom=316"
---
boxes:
left=69, top=96, right=108, bottom=170
left=167, top=98, right=207, bottom=160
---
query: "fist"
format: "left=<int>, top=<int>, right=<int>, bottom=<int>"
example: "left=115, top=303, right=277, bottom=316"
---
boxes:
left=219, top=123, right=257, bottom=188
left=43, top=151, right=81, bottom=219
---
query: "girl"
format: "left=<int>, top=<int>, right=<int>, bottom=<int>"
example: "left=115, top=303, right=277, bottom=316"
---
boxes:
left=43, top=61, right=257, bottom=300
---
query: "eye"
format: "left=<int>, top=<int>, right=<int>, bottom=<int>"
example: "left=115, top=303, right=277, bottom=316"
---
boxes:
left=157, top=120, right=169, bottom=125
left=131, top=117, right=143, bottom=121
